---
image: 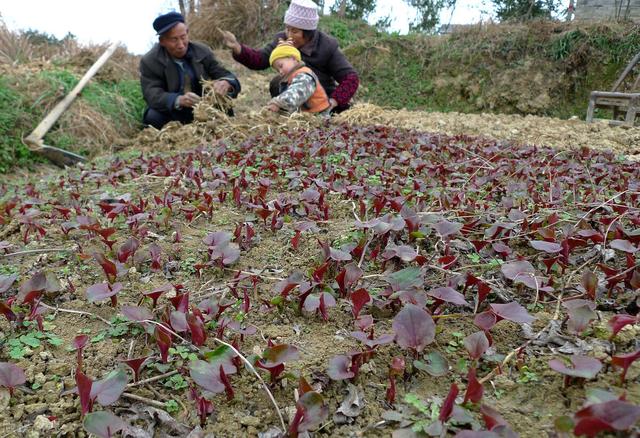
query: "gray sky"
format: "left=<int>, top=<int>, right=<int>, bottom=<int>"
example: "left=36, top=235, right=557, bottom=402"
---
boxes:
left=1, top=0, right=494, bottom=55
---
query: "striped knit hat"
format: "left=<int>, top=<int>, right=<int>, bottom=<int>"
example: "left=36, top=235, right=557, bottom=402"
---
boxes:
left=284, top=0, right=319, bottom=31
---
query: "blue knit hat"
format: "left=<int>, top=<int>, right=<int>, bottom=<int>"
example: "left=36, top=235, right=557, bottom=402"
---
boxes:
left=153, top=12, right=185, bottom=36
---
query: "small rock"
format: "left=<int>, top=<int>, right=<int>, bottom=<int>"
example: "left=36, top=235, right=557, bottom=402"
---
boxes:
left=34, top=372, right=47, bottom=386
left=39, top=351, right=52, bottom=361
left=240, top=415, right=261, bottom=427
left=12, top=403, right=25, bottom=420
left=33, top=415, right=56, bottom=433
left=25, top=403, right=48, bottom=415
left=0, top=389, right=10, bottom=410
left=47, top=361, right=71, bottom=376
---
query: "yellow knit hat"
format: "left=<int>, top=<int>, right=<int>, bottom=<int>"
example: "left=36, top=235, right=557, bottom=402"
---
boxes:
left=269, top=44, right=302, bottom=66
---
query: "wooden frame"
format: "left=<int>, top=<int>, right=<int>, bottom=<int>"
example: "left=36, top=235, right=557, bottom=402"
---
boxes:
left=586, top=51, right=640, bottom=127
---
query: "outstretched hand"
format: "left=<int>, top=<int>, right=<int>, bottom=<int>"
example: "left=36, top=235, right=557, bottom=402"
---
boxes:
left=218, top=28, right=241, bottom=55
left=276, top=38, right=295, bottom=47
left=263, top=103, right=280, bottom=113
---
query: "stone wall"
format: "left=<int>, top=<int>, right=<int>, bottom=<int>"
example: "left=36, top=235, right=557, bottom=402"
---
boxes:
left=575, top=0, right=640, bottom=20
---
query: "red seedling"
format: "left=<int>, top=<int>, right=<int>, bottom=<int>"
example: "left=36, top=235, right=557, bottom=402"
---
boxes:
left=463, top=367, right=483, bottom=404
left=116, top=237, right=140, bottom=263
left=0, top=362, right=26, bottom=397
left=573, top=399, right=640, bottom=437
left=73, top=335, right=89, bottom=371
left=141, top=284, right=172, bottom=308
left=464, top=331, right=490, bottom=361
left=611, top=348, right=640, bottom=384
left=608, top=313, right=638, bottom=340
left=86, top=282, right=123, bottom=307
left=439, top=383, right=459, bottom=423
left=121, top=356, right=149, bottom=382
left=548, top=355, right=602, bottom=388
left=92, top=252, right=118, bottom=283
left=83, top=411, right=126, bottom=438
left=288, top=391, right=329, bottom=438
left=336, top=263, right=363, bottom=297
left=327, top=355, right=356, bottom=381
left=392, top=304, right=435, bottom=356
left=385, top=356, right=405, bottom=405
left=256, top=344, right=299, bottom=384
left=474, top=302, right=536, bottom=331
left=155, top=325, right=173, bottom=363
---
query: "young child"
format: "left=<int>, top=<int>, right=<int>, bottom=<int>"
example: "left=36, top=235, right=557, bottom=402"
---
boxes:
left=264, top=44, right=331, bottom=115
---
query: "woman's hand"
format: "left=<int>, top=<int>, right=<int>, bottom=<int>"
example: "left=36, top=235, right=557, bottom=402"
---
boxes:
left=276, top=38, right=295, bottom=47
left=218, top=29, right=241, bottom=55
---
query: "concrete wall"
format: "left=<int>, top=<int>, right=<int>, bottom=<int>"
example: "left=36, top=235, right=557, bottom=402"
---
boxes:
left=576, top=0, right=640, bottom=20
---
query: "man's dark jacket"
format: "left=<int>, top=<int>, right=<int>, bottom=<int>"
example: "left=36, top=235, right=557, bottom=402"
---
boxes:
left=140, top=41, right=240, bottom=112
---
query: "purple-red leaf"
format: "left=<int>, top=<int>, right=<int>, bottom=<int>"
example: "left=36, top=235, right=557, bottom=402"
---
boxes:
left=548, top=355, right=602, bottom=379
left=439, top=383, right=459, bottom=422
left=463, top=368, right=483, bottom=404
left=610, top=239, right=638, bottom=254
left=350, top=331, right=395, bottom=348
left=427, top=287, right=469, bottom=306
left=530, top=240, right=562, bottom=253
left=464, top=331, right=490, bottom=360
left=190, top=359, right=226, bottom=394
left=83, top=411, right=126, bottom=438
left=392, top=304, right=435, bottom=353
left=90, top=369, right=128, bottom=406
left=574, top=399, right=640, bottom=436
left=0, top=274, right=17, bottom=294
left=336, top=263, right=363, bottom=295
left=86, top=282, right=122, bottom=303
left=350, top=288, right=371, bottom=318
left=611, top=349, right=640, bottom=384
left=581, top=270, right=598, bottom=300
left=327, top=355, right=355, bottom=380
left=260, top=344, right=299, bottom=368
left=0, top=362, right=26, bottom=396
left=117, top=237, right=140, bottom=263
left=563, top=299, right=597, bottom=334
left=75, top=370, right=93, bottom=415
left=434, top=220, right=463, bottom=238
left=122, top=356, right=149, bottom=382
left=490, top=302, right=536, bottom=324
left=608, top=314, right=638, bottom=340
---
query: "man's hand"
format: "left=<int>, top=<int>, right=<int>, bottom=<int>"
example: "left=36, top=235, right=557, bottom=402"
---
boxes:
left=177, top=92, right=201, bottom=108
left=218, top=29, right=241, bottom=55
left=264, top=103, right=280, bottom=113
left=329, top=98, right=338, bottom=110
left=212, top=80, right=232, bottom=96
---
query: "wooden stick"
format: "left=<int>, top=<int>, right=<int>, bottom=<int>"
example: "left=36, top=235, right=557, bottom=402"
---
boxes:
left=24, top=41, right=120, bottom=150
left=122, top=392, right=167, bottom=409
left=1, top=248, right=74, bottom=258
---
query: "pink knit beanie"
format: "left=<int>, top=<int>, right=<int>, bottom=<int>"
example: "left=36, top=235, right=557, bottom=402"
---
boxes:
left=284, top=0, right=319, bottom=31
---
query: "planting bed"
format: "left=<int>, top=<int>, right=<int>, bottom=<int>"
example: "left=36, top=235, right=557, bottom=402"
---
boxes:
left=0, top=118, right=639, bottom=438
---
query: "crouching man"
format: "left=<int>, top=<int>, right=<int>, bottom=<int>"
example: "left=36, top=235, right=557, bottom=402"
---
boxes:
left=140, top=12, right=241, bottom=129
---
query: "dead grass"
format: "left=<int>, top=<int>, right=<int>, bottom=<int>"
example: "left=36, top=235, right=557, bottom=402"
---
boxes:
left=190, top=0, right=285, bottom=48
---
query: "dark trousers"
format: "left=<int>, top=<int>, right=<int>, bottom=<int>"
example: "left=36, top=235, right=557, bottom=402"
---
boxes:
left=143, top=107, right=194, bottom=130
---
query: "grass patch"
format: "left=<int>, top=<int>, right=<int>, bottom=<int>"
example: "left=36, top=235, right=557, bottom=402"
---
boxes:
left=0, top=68, right=144, bottom=174
left=347, top=21, right=640, bottom=118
